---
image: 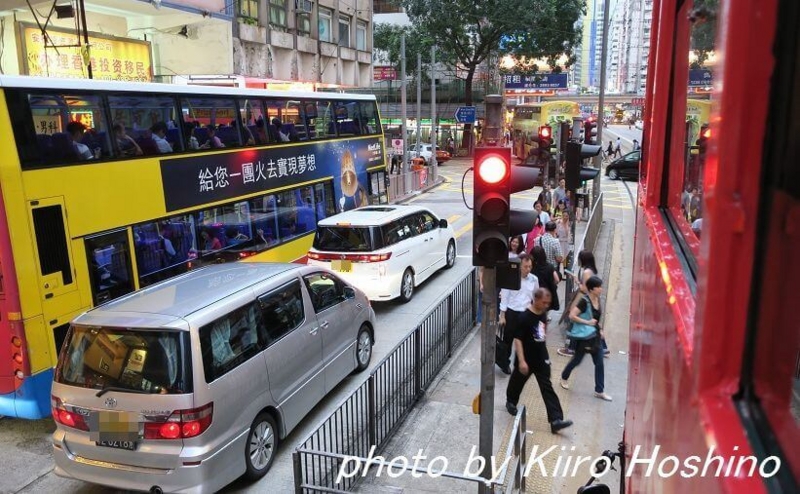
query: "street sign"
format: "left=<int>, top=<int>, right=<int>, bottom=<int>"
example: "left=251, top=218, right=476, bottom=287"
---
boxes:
left=391, top=138, right=403, bottom=155
left=455, top=106, right=477, bottom=124
left=503, top=73, right=568, bottom=90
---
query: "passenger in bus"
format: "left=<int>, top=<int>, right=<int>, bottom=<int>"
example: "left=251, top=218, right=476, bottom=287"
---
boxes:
left=67, top=121, right=99, bottom=160
left=201, top=229, right=223, bottom=252
left=113, top=123, right=143, bottom=157
left=232, top=119, right=255, bottom=146
left=254, top=118, right=269, bottom=144
left=271, top=118, right=290, bottom=142
left=150, top=122, right=173, bottom=153
left=200, top=125, right=225, bottom=149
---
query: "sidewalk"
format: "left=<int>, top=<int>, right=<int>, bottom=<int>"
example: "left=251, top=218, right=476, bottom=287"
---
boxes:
left=354, top=204, right=631, bottom=493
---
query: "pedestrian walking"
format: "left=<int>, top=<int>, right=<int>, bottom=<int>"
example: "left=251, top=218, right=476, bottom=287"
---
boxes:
left=632, top=139, right=641, bottom=150
left=531, top=246, right=560, bottom=315
left=614, top=137, right=622, bottom=157
left=497, top=254, right=538, bottom=374
left=505, top=288, right=574, bottom=434
left=560, top=276, right=612, bottom=401
left=558, top=250, right=599, bottom=357
left=537, top=184, right=553, bottom=215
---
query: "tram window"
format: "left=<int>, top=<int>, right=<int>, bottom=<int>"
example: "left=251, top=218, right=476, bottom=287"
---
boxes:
left=134, top=214, right=195, bottom=288
left=108, top=95, right=181, bottom=157
left=668, top=0, right=718, bottom=252
left=25, top=92, right=112, bottom=165
left=180, top=97, right=240, bottom=150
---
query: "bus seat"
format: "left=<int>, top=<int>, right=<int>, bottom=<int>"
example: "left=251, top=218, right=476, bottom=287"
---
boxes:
left=166, top=128, right=180, bottom=147
left=136, top=135, right=160, bottom=156
left=216, top=126, right=238, bottom=147
left=194, top=127, right=209, bottom=144
left=51, top=132, right=77, bottom=161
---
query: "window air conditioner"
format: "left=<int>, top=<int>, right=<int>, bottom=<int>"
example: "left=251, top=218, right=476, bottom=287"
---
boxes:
left=297, top=0, right=313, bottom=13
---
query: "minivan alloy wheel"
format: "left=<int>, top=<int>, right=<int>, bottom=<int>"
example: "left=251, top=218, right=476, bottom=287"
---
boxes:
left=355, top=326, right=373, bottom=372
left=245, top=413, right=278, bottom=479
left=400, top=268, right=414, bottom=303
left=445, top=240, right=456, bottom=269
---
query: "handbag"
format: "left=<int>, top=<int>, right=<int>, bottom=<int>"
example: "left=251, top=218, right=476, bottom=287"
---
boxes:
left=494, top=324, right=510, bottom=369
left=567, top=296, right=597, bottom=340
left=577, top=335, right=602, bottom=355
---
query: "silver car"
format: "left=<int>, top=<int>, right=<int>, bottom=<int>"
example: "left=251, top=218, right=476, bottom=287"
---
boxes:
left=51, top=263, right=375, bottom=493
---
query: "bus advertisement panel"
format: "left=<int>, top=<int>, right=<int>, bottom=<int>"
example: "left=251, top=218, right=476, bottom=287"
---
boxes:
left=0, top=76, right=386, bottom=418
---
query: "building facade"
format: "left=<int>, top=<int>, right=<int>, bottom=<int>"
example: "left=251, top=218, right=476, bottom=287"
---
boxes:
left=0, top=0, right=373, bottom=89
left=607, top=0, right=653, bottom=94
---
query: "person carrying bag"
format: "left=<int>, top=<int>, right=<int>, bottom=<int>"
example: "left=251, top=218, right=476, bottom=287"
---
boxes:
left=559, top=276, right=612, bottom=401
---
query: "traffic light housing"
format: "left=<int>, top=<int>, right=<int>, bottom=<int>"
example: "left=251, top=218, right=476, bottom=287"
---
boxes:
left=473, top=147, right=540, bottom=267
left=565, top=141, right=602, bottom=191
left=584, top=119, right=596, bottom=145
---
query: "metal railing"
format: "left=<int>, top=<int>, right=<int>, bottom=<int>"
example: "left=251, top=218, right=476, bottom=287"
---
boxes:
left=565, top=192, right=604, bottom=296
left=293, top=270, right=476, bottom=493
left=386, top=167, right=438, bottom=202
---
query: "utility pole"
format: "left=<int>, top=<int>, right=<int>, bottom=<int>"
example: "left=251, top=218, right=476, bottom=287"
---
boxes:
left=594, top=0, right=612, bottom=206
left=78, top=0, right=93, bottom=79
left=477, top=93, right=503, bottom=494
left=430, top=45, right=438, bottom=182
left=416, top=53, right=422, bottom=153
left=400, top=34, right=408, bottom=188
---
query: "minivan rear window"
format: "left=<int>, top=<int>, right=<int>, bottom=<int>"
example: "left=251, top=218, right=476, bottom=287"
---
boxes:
left=313, top=226, right=377, bottom=251
left=56, top=325, right=192, bottom=394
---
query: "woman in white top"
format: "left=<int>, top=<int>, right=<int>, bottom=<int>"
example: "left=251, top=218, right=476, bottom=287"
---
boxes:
left=509, top=235, right=525, bottom=260
left=555, top=213, right=571, bottom=270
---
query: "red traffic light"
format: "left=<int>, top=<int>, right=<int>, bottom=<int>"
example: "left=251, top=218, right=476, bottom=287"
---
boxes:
left=476, top=154, right=509, bottom=184
left=538, top=125, right=552, bottom=139
left=701, top=127, right=711, bottom=139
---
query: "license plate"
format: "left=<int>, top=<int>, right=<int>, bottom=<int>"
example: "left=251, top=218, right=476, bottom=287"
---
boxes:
left=96, top=439, right=137, bottom=450
left=331, top=259, right=352, bottom=273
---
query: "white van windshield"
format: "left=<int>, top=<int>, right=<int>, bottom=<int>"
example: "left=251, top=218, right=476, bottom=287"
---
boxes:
left=313, top=226, right=376, bottom=251
left=56, top=325, right=192, bottom=394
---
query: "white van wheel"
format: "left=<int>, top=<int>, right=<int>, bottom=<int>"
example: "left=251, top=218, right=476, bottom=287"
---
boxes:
left=399, top=268, right=414, bottom=303
left=355, top=326, right=373, bottom=372
left=244, top=412, right=278, bottom=480
left=445, top=240, right=456, bottom=269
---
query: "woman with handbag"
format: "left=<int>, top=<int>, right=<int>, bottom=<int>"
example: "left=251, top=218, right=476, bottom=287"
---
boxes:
left=559, top=276, right=612, bottom=401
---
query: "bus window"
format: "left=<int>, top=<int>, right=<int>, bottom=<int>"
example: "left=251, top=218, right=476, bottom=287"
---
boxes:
left=180, top=97, right=239, bottom=150
left=195, top=201, right=252, bottom=258
left=239, top=99, right=266, bottom=145
left=314, top=182, right=336, bottom=221
left=26, top=92, right=112, bottom=164
left=333, top=101, right=360, bottom=136
left=84, top=229, right=135, bottom=305
left=306, top=100, right=335, bottom=140
left=108, top=95, right=181, bottom=157
left=358, top=101, right=380, bottom=135
left=134, top=214, right=195, bottom=288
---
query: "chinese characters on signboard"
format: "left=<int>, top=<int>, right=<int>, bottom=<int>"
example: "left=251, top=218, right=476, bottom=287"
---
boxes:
left=374, top=66, right=398, bottom=81
left=503, top=73, right=568, bottom=89
left=161, top=137, right=384, bottom=212
left=21, top=24, right=153, bottom=82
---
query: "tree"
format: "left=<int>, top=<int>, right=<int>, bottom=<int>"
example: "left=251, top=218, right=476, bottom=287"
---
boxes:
left=397, top=0, right=584, bottom=149
left=373, top=23, right=434, bottom=80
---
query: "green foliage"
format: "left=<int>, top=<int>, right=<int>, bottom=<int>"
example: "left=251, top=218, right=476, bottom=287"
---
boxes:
left=689, top=0, right=718, bottom=69
left=395, top=0, right=584, bottom=94
left=373, top=23, right=435, bottom=77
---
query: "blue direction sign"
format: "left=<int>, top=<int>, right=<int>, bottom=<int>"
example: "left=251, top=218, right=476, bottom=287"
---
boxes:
left=454, top=106, right=477, bottom=124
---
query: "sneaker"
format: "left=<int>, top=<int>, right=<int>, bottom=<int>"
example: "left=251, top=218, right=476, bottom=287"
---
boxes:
left=550, top=419, right=574, bottom=434
left=560, top=380, right=570, bottom=390
left=505, top=401, right=518, bottom=416
left=557, top=348, right=574, bottom=357
left=594, top=392, right=613, bottom=401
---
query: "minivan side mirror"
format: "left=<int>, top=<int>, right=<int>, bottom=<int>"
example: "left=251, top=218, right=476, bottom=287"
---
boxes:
left=439, top=219, right=448, bottom=228
left=343, top=286, right=356, bottom=299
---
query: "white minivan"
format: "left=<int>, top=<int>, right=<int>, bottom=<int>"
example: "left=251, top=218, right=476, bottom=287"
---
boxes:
left=307, top=205, right=457, bottom=302
left=51, top=263, right=375, bottom=493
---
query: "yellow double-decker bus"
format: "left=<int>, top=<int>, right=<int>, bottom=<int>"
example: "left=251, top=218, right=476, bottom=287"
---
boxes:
left=510, top=100, right=579, bottom=158
left=0, top=76, right=386, bottom=418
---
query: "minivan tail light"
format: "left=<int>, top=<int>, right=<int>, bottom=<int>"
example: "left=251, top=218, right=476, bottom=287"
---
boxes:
left=144, top=402, right=213, bottom=440
left=51, top=395, right=89, bottom=431
left=308, top=252, right=392, bottom=263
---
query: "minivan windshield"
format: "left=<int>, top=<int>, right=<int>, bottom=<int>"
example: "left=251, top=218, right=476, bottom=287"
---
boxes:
left=56, top=325, right=192, bottom=394
left=313, top=226, right=376, bottom=252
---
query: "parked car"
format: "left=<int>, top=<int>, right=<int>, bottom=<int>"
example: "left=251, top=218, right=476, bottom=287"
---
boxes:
left=409, top=144, right=449, bottom=165
left=51, top=263, right=375, bottom=493
left=605, top=150, right=641, bottom=180
left=307, top=205, right=457, bottom=302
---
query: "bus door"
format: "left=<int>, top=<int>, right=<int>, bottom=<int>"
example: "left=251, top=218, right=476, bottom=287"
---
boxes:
left=84, top=229, right=135, bottom=306
left=28, top=197, right=82, bottom=346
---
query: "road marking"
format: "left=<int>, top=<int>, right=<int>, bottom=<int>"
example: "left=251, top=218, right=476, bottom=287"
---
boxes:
left=447, top=214, right=461, bottom=224
left=604, top=203, right=633, bottom=210
left=455, top=221, right=473, bottom=239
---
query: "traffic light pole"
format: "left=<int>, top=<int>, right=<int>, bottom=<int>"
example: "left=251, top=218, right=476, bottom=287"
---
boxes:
left=478, top=267, right=497, bottom=494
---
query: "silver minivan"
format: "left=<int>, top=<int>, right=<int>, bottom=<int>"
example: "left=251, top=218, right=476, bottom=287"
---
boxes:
left=51, top=263, right=376, bottom=493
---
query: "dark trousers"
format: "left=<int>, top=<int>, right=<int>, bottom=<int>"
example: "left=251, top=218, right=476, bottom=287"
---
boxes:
left=498, top=309, right=522, bottom=369
left=561, top=338, right=605, bottom=393
left=506, top=342, right=564, bottom=423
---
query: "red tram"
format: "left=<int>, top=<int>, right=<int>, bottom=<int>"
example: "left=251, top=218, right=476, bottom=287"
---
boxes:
left=625, top=0, right=798, bottom=492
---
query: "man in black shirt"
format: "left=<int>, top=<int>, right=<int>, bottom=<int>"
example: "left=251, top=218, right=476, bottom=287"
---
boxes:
left=505, top=288, right=573, bottom=434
